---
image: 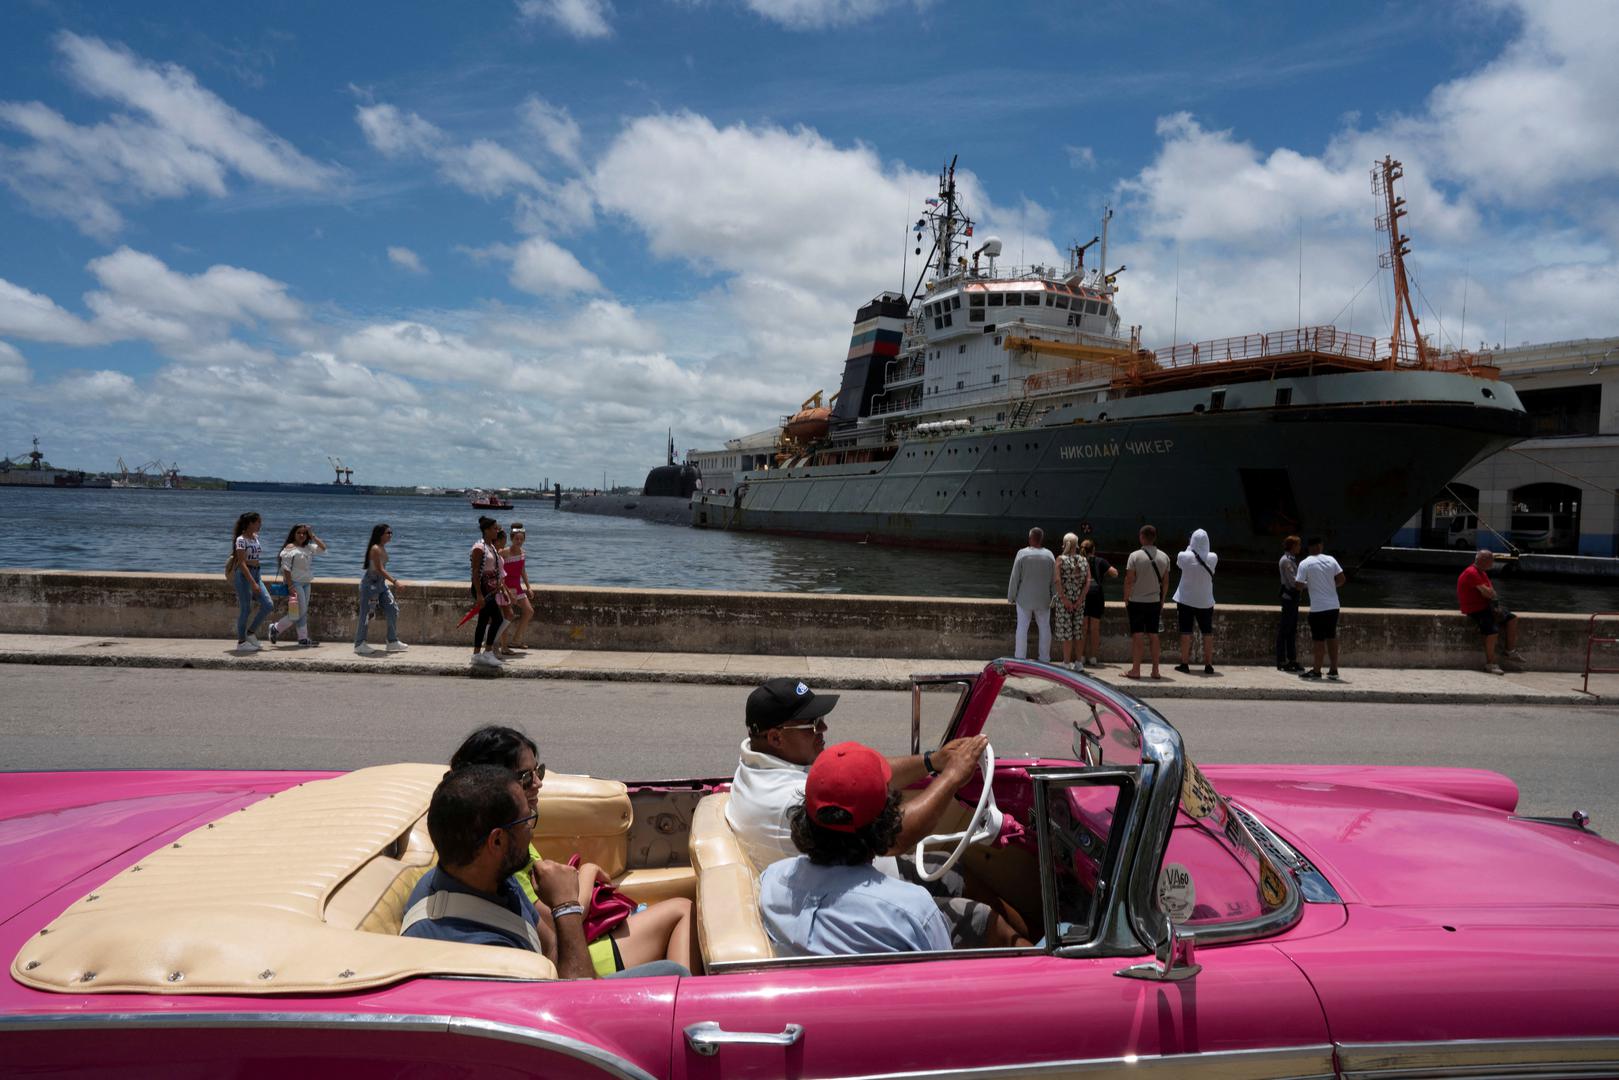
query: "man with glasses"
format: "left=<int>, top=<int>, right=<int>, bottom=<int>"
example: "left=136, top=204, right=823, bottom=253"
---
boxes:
left=401, top=765, right=685, bottom=978
left=725, top=678, right=1028, bottom=948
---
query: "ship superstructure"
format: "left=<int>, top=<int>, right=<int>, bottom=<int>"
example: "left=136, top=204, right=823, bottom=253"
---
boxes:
left=691, top=157, right=1530, bottom=567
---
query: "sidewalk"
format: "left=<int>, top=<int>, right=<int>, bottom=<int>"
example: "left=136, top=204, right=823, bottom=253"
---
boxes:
left=0, top=633, right=1602, bottom=705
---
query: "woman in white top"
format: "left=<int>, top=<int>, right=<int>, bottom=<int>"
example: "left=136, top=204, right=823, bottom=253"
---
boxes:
left=229, top=511, right=274, bottom=652
left=270, top=523, right=326, bottom=647
left=1171, top=528, right=1218, bottom=675
left=355, top=523, right=408, bottom=656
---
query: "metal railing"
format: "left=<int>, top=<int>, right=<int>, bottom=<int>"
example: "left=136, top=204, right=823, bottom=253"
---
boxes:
left=1581, top=612, right=1619, bottom=695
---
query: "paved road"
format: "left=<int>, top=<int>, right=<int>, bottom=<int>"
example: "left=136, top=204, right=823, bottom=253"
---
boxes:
left=3, top=665, right=1616, bottom=827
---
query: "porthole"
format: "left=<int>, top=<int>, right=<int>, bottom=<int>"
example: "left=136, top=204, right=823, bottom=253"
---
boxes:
left=1193, top=403, right=1206, bottom=414
left=1482, top=387, right=1495, bottom=399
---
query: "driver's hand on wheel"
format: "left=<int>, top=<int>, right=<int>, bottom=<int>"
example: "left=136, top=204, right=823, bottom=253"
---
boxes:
left=932, top=735, right=989, bottom=790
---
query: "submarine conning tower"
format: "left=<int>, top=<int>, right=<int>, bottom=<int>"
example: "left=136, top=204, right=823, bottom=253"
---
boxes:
left=833, top=292, right=910, bottom=426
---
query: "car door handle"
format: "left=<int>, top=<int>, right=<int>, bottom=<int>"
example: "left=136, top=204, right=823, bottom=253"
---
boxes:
left=683, top=1021, right=804, bottom=1056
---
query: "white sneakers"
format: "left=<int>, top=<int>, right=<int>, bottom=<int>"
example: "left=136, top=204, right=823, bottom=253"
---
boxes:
left=1486, top=663, right=1506, bottom=675
left=471, top=651, right=504, bottom=669
left=386, top=641, right=410, bottom=652
left=237, top=639, right=262, bottom=653
left=354, top=641, right=408, bottom=656
left=354, top=644, right=380, bottom=656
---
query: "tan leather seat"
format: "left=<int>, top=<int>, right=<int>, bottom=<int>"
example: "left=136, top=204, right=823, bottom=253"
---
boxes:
left=689, top=793, right=774, bottom=965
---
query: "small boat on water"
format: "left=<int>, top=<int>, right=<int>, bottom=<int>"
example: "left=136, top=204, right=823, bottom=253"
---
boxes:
left=469, top=490, right=514, bottom=510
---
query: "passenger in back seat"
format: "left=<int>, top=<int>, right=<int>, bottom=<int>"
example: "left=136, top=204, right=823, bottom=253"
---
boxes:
left=727, top=678, right=1031, bottom=948
left=451, top=726, right=703, bottom=976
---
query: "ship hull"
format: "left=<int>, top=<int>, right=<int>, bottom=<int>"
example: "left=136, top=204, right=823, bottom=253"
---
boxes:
left=692, top=398, right=1526, bottom=568
left=226, top=481, right=375, bottom=496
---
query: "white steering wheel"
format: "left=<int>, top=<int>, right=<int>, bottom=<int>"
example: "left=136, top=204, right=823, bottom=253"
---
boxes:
left=912, top=742, right=1002, bottom=882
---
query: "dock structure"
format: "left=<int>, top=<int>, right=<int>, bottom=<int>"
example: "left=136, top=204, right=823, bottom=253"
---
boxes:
left=1398, top=335, right=1619, bottom=557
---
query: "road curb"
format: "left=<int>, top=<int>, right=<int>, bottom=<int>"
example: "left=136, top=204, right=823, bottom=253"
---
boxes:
left=0, top=649, right=1598, bottom=704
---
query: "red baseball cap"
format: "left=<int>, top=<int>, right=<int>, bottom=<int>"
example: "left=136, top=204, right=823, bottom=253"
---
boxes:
left=805, top=742, right=892, bottom=832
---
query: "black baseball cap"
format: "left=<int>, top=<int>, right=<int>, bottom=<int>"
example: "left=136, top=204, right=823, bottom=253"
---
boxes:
left=746, top=678, right=840, bottom=733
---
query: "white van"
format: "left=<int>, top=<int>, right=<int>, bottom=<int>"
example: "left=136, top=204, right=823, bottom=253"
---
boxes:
left=1443, top=513, right=1478, bottom=549
left=1509, top=512, right=1577, bottom=551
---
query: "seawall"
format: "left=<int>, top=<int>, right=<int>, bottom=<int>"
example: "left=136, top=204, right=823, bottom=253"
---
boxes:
left=0, top=569, right=1600, bottom=671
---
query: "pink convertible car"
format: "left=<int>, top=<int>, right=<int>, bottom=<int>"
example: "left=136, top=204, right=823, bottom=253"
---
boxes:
left=5, top=659, right=1618, bottom=1078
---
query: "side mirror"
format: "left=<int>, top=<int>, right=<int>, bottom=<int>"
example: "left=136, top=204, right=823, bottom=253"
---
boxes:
left=1115, top=914, right=1201, bottom=982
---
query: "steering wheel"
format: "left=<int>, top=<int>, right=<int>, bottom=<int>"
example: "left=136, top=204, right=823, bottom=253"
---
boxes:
left=912, top=742, right=1002, bottom=882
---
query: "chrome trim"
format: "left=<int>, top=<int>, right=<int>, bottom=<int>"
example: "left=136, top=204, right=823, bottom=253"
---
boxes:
left=1338, top=1037, right=1619, bottom=1079
left=704, top=945, right=1042, bottom=976
left=683, top=1020, right=803, bottom=1056
left=1510, top=811, right=1596, bottom=833
left=0, top=1011, right=657, bottom=1080
left=831, top=1042, right=1337, bottom=1078
left=1230, top=803, right=1344, bottom=904
left=907, top=673, right=979, bottom=756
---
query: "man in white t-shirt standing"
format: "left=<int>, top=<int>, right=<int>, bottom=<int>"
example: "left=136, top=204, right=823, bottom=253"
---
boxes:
left=1296, top=536, right=1347, bottom=681
left=1122, top=525, right=1172, bottom=680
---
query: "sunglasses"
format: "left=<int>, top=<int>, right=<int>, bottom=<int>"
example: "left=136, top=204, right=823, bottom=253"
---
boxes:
left=500, top=808, right=539, bottom=831
left=515, top=764, right=546, bottom=786
left=776, top=720, right=826, bottom=733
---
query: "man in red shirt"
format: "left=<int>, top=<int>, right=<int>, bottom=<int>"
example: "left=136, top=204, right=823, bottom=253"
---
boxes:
left=1458, top=550, right=1520, bottom=674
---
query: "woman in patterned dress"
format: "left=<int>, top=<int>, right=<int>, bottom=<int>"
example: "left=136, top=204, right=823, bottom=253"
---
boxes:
left=1053, top=531, right=1091, bottom=671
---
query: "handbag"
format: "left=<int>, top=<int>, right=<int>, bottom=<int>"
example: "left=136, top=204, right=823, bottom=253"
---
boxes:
left=567, top=854, right=637, bottom=941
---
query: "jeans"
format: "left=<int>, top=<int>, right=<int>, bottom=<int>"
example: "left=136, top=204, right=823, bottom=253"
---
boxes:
left=1014, top=604, right=1052, bottom=662
left=604, top=960, right=689, bottom=979
left=233, top=570, right=273, bottom=641
left=273, top=582, right=311, bottom=640
left=356, top=571, right=399, bottom=646
left=1276, top=593, right=1299, bottom=665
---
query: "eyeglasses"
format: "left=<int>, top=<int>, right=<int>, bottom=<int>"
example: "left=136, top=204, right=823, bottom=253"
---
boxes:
left=776, top=720, right=827, bottom=733
left=514, top=764, right=546, bottom=786
left=500, top=809, right=539, bottom=831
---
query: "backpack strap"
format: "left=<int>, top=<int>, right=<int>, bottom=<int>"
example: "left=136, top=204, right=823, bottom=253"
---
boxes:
left=1139, top=548, right=1164, bottom=591
left=401, top=888, right=543, bottom=952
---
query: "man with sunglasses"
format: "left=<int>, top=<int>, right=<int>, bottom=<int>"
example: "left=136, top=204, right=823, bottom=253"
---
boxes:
left=401, top=765, right=686, bottom=978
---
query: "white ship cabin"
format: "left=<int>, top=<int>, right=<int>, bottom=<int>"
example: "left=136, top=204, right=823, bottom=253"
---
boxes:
left=687, top=428, right=778, bottom=493
left=871, top=271, right=1126, bottom=423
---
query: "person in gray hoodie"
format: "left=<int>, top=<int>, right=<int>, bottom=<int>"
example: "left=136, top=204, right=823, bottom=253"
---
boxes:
left=1007, top=527, right=1057, bottom=662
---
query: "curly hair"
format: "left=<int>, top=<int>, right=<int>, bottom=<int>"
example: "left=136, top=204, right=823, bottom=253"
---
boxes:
left=786, top=790, right=903, bottom=866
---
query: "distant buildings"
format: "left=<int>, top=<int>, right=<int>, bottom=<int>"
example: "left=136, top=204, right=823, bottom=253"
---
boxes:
left=1398, top=336, right=1619, bottom=555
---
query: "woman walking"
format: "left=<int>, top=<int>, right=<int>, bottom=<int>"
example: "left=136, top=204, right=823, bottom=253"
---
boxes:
left=229, top=512, right=274, bottom=652
left=1079, top=538, right=1117, bottom=666
left=1172, top=528, right=1218, bottom=675
left=355, top=523, right=408, bottom=656
left=470, top=516, right=508, bottom=669
left=1053, top=532, right=1091, bottom=671
left=270, top=523, right=325, bottom=647
left=498, top=521, right=535, bottom=652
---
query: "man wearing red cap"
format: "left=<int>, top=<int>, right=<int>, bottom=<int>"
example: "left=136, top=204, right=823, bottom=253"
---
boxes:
left=759, top=742, right=953, bottom=955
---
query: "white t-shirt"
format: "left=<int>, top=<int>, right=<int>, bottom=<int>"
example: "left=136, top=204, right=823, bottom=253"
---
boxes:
left=279, top=542, right=320, bottom=583
left=724, top=740, right=810, bottom=872
left=1125, top=547, right=1170, bottom=602
left=1297, top=554, right=1344, bottom=611
left=1171, top=550, right=1217, bottom=608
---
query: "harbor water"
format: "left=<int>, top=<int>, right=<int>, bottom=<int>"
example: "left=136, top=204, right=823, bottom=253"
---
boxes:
left=3, top=486, right=1618, bottom=612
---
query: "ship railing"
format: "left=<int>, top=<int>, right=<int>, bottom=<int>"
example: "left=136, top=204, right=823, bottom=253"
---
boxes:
left=1117, top=326, right=1499, bottom=381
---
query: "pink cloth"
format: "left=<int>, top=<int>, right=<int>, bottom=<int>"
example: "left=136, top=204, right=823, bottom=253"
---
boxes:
left=503, top=554, right=525, bottom=590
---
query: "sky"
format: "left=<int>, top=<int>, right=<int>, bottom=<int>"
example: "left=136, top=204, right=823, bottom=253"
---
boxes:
left=1, top=0, right=1616, bottom=486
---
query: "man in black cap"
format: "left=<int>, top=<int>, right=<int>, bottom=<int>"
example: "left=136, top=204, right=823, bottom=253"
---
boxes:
left=724, top=678, right=984, bottom=876
left=724, top=677, right=1027, bottom=948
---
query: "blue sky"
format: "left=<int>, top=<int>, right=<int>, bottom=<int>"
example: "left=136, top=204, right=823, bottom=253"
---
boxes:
left=2, top=0, right=1614, bottom=485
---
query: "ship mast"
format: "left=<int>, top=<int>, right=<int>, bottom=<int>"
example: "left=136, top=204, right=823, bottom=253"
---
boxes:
left=1373, top=156, right=1430, bottom=370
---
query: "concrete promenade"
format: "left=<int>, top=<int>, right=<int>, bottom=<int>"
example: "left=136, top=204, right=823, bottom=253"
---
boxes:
left=0, top=632, right=1601, bottom=704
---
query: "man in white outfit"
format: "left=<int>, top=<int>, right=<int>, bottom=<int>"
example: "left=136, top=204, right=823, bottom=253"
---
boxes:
left=1007, top=528, right=1057, bottom=662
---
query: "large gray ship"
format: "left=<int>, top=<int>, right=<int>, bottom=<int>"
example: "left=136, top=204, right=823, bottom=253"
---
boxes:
left=690, top=157, right=1529, bottom=568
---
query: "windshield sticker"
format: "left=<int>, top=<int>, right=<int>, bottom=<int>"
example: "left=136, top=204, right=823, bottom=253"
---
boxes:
left=1158, top=863, right=1197, bottom=923
left=1181, top=760, right=1220, bottom=822
left=1260, top=859, right=1288, bottom=910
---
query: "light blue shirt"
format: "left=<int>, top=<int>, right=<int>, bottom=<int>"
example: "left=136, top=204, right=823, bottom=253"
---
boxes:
left=759, top=857, right=952, bottom=956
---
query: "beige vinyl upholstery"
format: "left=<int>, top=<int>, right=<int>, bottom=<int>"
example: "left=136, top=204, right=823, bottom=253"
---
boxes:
left=689, top=793, right=774, bottom=965
left=12, top=765, right=555, bottom=994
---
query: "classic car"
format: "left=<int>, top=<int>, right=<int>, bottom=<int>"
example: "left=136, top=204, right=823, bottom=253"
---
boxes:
left=4, top=658, right=1619, bottom=1079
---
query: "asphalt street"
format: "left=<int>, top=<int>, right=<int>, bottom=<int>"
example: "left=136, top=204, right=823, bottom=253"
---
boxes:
left=3, top=664, right=1616, bottom=827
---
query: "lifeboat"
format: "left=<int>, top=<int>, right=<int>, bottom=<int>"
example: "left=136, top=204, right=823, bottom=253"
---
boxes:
left=782, top=391, right=835, bottom=444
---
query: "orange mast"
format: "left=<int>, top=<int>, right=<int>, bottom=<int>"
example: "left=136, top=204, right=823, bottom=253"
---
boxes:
left=1373, top=156, right=1430, bottom=370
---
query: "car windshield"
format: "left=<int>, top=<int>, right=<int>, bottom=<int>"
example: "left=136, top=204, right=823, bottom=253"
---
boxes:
left=983, top=673, right=1289, bottom=928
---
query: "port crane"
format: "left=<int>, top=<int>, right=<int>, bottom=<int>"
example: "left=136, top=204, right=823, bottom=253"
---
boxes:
left=3, top=436, right=46, bottom=471
left=327, top=456, right=354, bottom=485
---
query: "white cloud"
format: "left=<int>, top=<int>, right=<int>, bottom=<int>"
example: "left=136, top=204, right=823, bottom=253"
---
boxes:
left=439, top=138, right=546, bottom=197
left=507, top=236, right=604, bottom=295
left=337, top=321, right=516, bottom=383
left=743, top=0, right=911, bottom=29
left=86, top=247, right=304, bottom=325
left=518, top=0, right=614, bottom=39
left=0, top=279, right=109, bottom=345
left=355, top=103, right=443, bottom=158
left=1065, top=145, right=1096, bottom=170
left=55, top=369, right=140, bottom=404
left=0, top=341, right=29, bottom=385
left=388, top=246, right=427, bottom=273
left=520, top=96, right=583, bottom=169
left=0, top=33, right=338, bottom=236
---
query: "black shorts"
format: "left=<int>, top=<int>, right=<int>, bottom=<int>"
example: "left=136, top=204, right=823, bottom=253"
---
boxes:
left=1307, top=608, right=1340, bottom=641
left=1126, top=600, right=1162, bottom=634
left=1083, top=590, right=1105, bottom=619
left=1467, top=606, right=1515, bottom=637
left=1176, top=604, right=1213, bottom=635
